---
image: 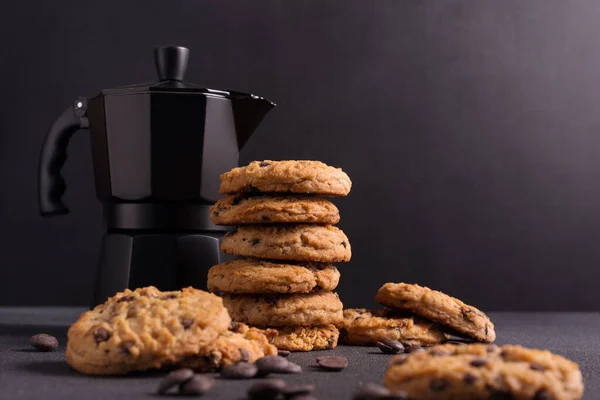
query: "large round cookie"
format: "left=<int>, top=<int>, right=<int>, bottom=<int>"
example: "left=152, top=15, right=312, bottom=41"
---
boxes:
left=66, top=286, right=275, bottom=375
left=221, top=225, right=351, bottom=263
left=268, top=324, right=339, bottom=352
left=338, top=309, right=445, bottom=347
left=375, top=283, right=495, bottom=343
left=207, top=258, right=340, bottom=294
left=222, top=292, right=344, bottom=327
left=384, top=343, right=584, bottom=400
left=219, top=160, right=352, bottom=196
left=210, top=194, right=340, bottom=225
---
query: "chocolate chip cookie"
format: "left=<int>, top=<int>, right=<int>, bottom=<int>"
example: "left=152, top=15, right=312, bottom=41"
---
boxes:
left=384, top=343, right=584, bottom=399
left=337, top=309, right=446, bottom=347
left=221, top=225, right=351, bottom=263
left=222, top=292, right=344, bottom=327
left=207, top=258, right=340, bottom=294
left=375, top=283, right=495, bottom=343
left=210, top=194, right=340, bottom=225
left=268, top=324, right=340, bottom=352
left=219, top=160, right=352, bottom=196
left=66, top=286, right=275, bottom=375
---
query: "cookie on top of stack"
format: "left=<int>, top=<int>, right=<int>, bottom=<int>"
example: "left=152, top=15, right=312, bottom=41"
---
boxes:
left=338, top=282, right=496, bottom=347
left=208, top=160, right=352, bottom=351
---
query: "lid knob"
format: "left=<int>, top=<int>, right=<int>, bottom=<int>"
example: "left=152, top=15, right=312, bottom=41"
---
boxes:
left=154, top=46, right=189, bottom=81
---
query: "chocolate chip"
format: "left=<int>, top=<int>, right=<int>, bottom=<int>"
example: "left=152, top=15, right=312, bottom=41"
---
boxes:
left=341, top=241, right=347, bottom=248
left=220, top=362, right=258, bottom=379
left=352, top=382, right=391, bottom=399
left=179, top=375, right=215, bottom=396
left=283, top=384, right=315, bottom=397
left=488, top=392, right=517, bottom=400
left=162, top=294, right=177, bottom=300
left=117, top=296, right=134, bottom=303
left=232, top=195, right=243, bottom=205
left=430, top=348, right=448, bottom=356
left=283, top=362, right=302, bottom=374
left=229, top=321, right=242, bottom=332
left=376, top=340, right=404, bottom=354
left=429, top=378, right=449, bottom=392
left=533, top=390, right=553, bottom=400
left=181, top=319, right=193, bottom=329
left=461, top=308, right=474, bottom=321
left=530, top=363, right=545, bottom=372
left=463, top=372, right=477, bottom=385
left=404, top=345, right=424, bottom=353
left=327, top=335, right=336, bottom=349
left=262, top=215, right=271, bottom=221
left=256, top=355, right=290, bottom=376
left=121, top=341, right=135, bottom=354
left=250, top=238, right=261, bottom=246
left=392, top=355, right=408, bottom=365
left=201, top=351, right=218, bottom=368
left=156, top=368, right=194, bottom=394
left=268, top=296, right=280, bottom=307
left=470, top=358, right=487, bottom=367
left=239, top=349, right=250, bottom=363
left=247, top=379, right=287, bottom=400
left=259, top=161, right=271, bottom=167
left=29, top=334, right=58, bottom=352
left=316, top=356, right=348, bottom=371
left=93, top=328, right=110, bottom=343
left=278, top=350, right=291, bottom=358
left=243, top=185, right=259, bottom=192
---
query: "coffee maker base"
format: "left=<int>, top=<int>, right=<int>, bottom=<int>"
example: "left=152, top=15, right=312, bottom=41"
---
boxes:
left=91, top=231, right=232, bottom=307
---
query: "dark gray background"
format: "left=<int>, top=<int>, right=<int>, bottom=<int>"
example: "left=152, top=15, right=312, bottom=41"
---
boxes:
left=1, top=0, right=599, bottom=310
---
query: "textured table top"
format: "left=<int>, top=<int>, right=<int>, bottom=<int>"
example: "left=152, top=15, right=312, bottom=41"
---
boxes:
left=0, top=309, right=598, bottom=399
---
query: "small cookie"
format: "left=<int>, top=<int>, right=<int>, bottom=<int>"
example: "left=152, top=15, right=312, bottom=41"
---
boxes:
left=375, top=283, right=495, bottom=343
left=337, top=309, right=445, bottom=347
left=66, top=286, right=275, bottom=375
left=221, top=225, right=351, bottom=263
left=207, top=258, right=340, bottom=294
left=180, top=323, right=277, bottom=371
left=384, top=343, right=584, bottom=400
left=222, top=292, right=344, bottom=327
left=219, top=160, right=352, bottom=196
left=210, top=194, right=340, bottom=225
left=268, top=325, right=340, bottom=352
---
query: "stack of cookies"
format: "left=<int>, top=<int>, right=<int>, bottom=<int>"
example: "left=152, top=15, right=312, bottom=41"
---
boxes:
left=338, top=282, right=496, bottom=347
left=208, top=160, right=352, bottom=351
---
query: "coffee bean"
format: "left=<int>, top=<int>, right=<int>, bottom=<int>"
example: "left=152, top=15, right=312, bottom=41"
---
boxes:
left=220, top=362, right=258, bottom=379
left=247, top=379, right=287, bottom=400
left=376, top=340, right=404, bottom=354
left=283, top=362, right=302, bottom=374
left=429, top=378, right=448, bottom=392
left=256, top=355, right=290, bottom=376
left=179, top=375, right=215, bottom=396
left=94, top=328, right=110, bottom=343
left=316, top=356, right=348, bottom=371
left=283, top=384, right=315, bottom=397
left=533, top=390, right=553, bottom=400
left=404, top=345, right=424, bottom=353
left=530, top=363, right=545, bottom=372
left=470, top=358, right=487, bottom=367
left=278, top=350, right=291, bottom=358
left=156, top=368, right=194, bottom=394
left=29, top=334, right=58, bottom=352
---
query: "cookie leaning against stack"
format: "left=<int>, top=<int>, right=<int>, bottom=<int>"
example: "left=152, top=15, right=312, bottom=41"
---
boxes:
left=66, top=286, right=276, bottom=375
left=338, top=282, right=496, bottom=347
left=208, top=160, right=352, bottom=351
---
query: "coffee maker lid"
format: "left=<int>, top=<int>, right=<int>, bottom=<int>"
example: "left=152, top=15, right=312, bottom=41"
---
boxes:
left=97, top=45, right=262, bottom=100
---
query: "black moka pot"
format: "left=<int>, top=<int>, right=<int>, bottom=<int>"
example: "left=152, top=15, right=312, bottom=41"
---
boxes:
left=38, top=45, right=275, bottom=306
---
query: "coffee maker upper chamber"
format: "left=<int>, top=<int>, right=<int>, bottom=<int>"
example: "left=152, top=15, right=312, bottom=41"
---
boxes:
left=38, top=46, right=275, bottom=305
left=38, top=45, right=275, bottom=230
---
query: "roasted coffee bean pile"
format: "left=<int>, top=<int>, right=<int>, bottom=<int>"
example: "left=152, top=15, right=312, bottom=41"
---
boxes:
left=29, top=333, right=58, bottom=351
left=157, top=368, right=215, bottom=396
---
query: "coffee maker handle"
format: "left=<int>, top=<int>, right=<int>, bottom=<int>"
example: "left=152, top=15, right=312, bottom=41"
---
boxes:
left=38, top=98, right=89, bottom=216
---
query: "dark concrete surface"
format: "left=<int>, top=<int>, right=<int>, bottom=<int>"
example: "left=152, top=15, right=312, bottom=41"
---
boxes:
left=0, top=309, right=598, bottom=399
